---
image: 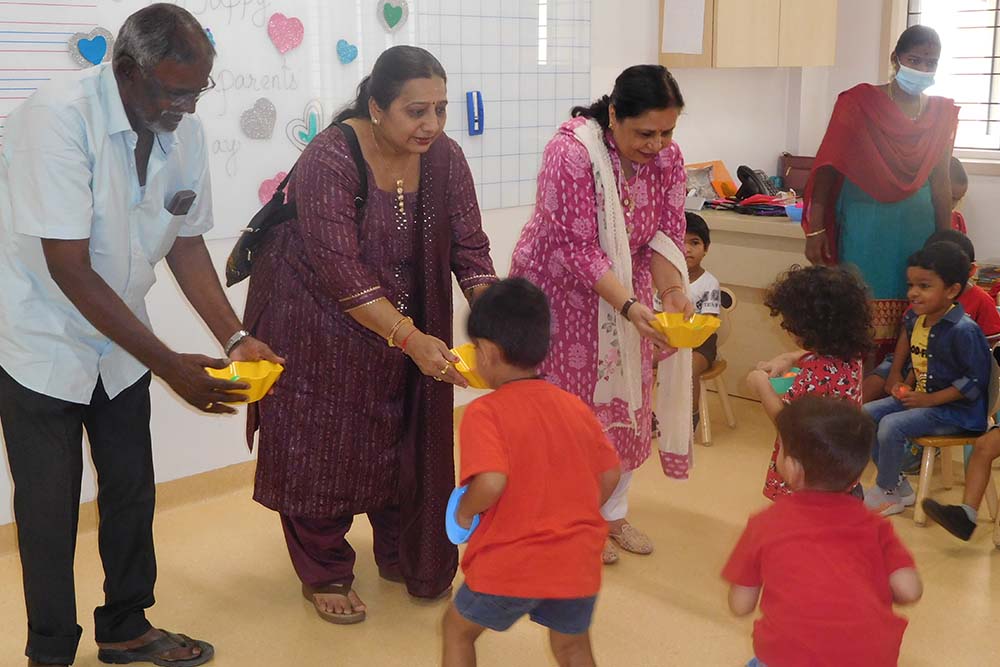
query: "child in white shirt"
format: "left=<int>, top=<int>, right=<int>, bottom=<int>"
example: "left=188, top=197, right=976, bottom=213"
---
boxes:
left=685, top=212, right=721, bottom=428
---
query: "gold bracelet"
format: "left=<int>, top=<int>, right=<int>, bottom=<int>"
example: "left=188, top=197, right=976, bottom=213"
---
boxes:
left=805, top=228, right=827, bottom=238
left=386, top=316, right=413, bottom=348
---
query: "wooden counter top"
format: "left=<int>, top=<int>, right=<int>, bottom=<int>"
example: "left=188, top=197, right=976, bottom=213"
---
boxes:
left=698, top=208, right=804, bottom=240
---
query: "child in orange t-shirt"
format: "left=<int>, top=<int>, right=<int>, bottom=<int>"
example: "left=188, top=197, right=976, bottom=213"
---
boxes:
left=441, top=278, right=621, bottom=667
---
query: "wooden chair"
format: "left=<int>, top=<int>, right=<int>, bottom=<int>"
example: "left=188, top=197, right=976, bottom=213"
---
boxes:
left=698, top=287, right=737, bottom=446
left=912, top=356, right=1000, bottom=548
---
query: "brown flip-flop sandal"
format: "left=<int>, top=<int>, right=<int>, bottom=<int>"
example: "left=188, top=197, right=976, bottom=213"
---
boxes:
left=301, top=583, right=366, bottom=625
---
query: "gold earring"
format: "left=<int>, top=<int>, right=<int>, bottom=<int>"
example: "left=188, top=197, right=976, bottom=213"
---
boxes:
left=373, top=117, right=380, bottom=126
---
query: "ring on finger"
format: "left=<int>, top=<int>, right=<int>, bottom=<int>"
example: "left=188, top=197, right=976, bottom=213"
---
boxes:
left=439, top=364, right=450, bottom=376
left=205, top=402, right=214, bottom=410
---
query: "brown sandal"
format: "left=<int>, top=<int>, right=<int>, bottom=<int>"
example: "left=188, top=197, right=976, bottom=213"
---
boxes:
left=301, top=583, right=366, bottom=625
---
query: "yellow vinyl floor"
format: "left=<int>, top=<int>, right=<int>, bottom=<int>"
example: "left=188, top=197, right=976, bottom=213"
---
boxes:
left=1, top=395, right=999, bottom=666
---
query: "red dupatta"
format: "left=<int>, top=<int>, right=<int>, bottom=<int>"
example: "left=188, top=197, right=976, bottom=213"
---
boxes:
left=802, top=84, right=959, bottom=260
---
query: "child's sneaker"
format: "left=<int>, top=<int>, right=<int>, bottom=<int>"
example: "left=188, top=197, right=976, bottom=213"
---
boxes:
left=864, top=485, right=905, bottom=516
left=896, top=477, right=916, bottom=506
left=922, top=499, right=976, bottom=541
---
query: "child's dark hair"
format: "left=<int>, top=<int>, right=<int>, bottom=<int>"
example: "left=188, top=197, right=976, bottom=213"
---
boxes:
left=685, top=212, right=710, bottom=247
left=764, top=265, right=873, bottom=361
left=467, top=278, right=550, bottom=369
left=907, top=242, right=970, bottom=296
left=776, top=396, right=874, bottom=492
left=925, top=229, right=974, bottom=262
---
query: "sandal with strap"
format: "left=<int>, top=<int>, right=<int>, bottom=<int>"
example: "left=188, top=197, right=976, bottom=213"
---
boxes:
left=96, top=629, right=214, bottom=666
left=601, top=539, right=619, bottom=565
left=301, top=583, right=366, bottom=625
left=609, top=523, right=654, bottom=555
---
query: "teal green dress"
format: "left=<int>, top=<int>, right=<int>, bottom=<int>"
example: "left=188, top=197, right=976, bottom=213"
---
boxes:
left=836, top=179, right=935, bottom=347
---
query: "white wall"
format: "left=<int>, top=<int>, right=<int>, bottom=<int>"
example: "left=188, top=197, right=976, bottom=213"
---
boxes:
left=5, top=0, right=998, bottom=526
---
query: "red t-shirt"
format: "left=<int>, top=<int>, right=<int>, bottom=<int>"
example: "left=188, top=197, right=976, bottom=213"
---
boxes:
left=459, top=379, right=620, bottom=599
left=951, top=210, right=967, bottom=233
left=722, top=491, right=916, bottom=666
left=959, top=284, right=1000, bottom=340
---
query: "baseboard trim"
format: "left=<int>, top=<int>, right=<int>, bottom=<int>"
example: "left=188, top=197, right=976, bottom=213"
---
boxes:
left=0, top=460, right=256, bottom=558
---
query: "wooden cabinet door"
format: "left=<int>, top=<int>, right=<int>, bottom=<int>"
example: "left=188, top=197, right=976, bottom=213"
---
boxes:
left=778, top=0, right=838, bottom=67
left=714, top=0, right=780, bottom=68
left=660, top=0, right=716, bottom=69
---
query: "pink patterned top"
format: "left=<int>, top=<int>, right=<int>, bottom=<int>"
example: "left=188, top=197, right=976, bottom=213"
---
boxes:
left=510, top=116, right=687, bottom=471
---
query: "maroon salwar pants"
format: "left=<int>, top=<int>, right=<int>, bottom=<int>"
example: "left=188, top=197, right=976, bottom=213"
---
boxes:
left=280, top=508, right=402, bottom=588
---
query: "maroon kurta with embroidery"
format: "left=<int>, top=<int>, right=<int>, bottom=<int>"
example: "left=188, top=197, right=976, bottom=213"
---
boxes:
left=243, top=125, right=496, bottom=596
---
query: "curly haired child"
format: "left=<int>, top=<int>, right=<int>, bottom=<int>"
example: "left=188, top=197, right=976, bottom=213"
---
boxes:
left=747, top=265, right=873, bottom=500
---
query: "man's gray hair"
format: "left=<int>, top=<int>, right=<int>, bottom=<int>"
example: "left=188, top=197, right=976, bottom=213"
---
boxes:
left=113, top=3, right=215, bottom=70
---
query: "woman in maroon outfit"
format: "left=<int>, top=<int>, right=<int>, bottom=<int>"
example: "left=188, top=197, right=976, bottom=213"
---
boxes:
left=243, top=46, right=497, bottom=623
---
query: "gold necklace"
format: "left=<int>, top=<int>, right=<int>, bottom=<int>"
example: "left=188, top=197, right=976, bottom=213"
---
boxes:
left=371, top=124, right=406, bottom=215
left=888, top=81, right=925, bottom=120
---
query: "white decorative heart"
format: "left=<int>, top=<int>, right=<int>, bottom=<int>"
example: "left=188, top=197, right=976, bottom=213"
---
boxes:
left=67, top=27, right=114, bottom=69
left=240, top=98, right=277, bottom=140
left=285, top=100, right=325, bottom=152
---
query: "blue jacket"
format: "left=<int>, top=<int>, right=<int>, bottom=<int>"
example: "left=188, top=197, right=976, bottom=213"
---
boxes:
left=904, top=303, right=992, bottom=432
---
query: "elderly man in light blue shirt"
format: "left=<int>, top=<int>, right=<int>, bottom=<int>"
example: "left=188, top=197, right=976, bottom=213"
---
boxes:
left=0, top=6, right=281, bottom=667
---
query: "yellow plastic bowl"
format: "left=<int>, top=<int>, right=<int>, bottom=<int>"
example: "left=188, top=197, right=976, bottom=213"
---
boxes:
left=204, top=360, right=284, bottom=403
left=451, top=343, right=490, bottom=390
left=652, top=313, right=721, bottom=348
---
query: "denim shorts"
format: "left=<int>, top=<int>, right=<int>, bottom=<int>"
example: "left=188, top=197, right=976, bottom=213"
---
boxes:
left=454, top=583, right=596, bottom=635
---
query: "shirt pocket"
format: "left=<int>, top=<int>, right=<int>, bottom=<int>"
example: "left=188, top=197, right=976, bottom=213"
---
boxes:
left=139, top=207, right=186, bottom=263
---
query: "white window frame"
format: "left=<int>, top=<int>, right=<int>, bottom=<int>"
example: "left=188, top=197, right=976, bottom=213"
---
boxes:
left=885, top=0, right=1000, bottom=174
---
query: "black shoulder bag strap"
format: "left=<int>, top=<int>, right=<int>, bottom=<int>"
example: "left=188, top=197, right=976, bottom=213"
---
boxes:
left=336, top=121, right=368, bottom=213
left=225, top=121, right=369, bottom=286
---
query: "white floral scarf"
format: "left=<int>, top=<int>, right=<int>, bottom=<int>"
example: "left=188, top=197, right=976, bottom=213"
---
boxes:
left=574, top=119, right=643, bottom=431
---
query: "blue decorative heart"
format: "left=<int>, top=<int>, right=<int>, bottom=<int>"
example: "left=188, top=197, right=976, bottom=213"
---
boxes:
left=336, top=39, right=358, bottom=64
left=78, top=36, right=107, bottom=65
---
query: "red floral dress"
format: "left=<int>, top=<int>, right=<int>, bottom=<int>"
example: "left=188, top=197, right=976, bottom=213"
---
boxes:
left=763, top=353, right=864, bottom=500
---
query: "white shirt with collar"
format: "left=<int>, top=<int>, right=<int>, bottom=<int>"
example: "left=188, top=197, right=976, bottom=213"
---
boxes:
left=0, top=63, right=213, bottom=404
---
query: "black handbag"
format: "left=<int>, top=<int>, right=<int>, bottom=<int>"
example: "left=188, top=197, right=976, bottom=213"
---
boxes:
left=225, top=122, right=369, bottom=287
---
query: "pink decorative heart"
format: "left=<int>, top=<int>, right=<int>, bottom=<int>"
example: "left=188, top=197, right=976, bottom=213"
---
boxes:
left=258, top=172, right=288, bottom=205
left=267, top=13, right=304, bottom=55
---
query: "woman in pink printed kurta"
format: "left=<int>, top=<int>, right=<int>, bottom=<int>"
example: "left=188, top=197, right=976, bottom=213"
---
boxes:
left=510, top=66, right=689, bottom=562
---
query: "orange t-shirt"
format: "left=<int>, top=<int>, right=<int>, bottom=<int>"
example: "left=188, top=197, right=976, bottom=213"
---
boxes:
left=459, top=379, right=620, bottom=599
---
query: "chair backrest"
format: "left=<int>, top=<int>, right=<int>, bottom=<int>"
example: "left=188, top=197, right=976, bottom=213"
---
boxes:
left=988, top=353, right=1000, bottom=423
left=716, top=286, right=737, bottom=348
left=717, top=287, right=738, bottom=347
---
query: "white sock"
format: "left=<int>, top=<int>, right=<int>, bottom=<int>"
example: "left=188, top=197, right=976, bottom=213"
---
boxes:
left=960, top=504, right=977, bottom=523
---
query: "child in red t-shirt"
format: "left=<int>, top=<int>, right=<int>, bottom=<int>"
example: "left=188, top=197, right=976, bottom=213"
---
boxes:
left=746, top=266, right=871, bottom=500
left=723, top=397, right=923, bottom=667
left=441, top=278, right=621, bottom=667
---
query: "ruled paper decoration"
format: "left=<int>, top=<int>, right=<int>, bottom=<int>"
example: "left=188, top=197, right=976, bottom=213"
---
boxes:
left=0, top=0, right=99, bottom=149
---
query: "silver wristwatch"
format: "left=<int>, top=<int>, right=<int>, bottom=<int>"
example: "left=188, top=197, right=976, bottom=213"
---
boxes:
left=224, top=329, right=251, bottom=356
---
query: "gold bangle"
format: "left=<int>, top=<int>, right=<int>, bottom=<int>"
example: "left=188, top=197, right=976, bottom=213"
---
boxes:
left=659, top=285, right=683, bottom=299
left=386, top=316, right=412, bottom=347
left=805, top=228, right=827, bottom=238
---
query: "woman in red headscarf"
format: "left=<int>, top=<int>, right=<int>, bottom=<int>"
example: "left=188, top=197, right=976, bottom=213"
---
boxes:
left=802, top=25, right=959, bottom=357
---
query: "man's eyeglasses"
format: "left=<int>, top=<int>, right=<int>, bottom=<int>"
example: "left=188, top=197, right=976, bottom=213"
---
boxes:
left=146, top=72, right=215, bottom=107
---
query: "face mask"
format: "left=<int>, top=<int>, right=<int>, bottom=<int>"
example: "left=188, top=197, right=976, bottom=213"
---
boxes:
left=894, top=64, right=935, bottom=96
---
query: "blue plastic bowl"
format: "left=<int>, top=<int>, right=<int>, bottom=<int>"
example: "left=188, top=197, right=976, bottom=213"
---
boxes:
left=445, top=485, right=480, bottom=545
left=785, top=205, right=804, bottom=222
left=769, top=367, right=801, bottom=395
